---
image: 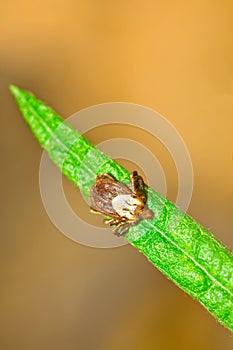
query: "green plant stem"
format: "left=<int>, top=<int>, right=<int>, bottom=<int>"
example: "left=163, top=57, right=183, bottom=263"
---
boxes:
left=10, top=85, right=233, bottom=331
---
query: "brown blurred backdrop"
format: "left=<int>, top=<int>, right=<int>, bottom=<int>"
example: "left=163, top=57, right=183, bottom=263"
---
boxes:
left=1, top=1, right=233, bottom=349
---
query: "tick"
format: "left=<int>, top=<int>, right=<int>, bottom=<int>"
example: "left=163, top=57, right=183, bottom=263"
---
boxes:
left=90, top=171, right=154, bottom=236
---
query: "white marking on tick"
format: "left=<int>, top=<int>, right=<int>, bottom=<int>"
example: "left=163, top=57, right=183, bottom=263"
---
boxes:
left=112, top=195, right=143, bottom=220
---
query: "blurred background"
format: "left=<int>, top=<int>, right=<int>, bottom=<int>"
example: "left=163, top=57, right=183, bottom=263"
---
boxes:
left=1, top=1, right=233, bottom=349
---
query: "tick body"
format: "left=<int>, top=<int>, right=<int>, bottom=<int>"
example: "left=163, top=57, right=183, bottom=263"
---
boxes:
left=90, top=171, right=154, bottom=236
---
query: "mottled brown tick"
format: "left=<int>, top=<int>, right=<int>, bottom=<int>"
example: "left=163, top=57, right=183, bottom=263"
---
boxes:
left=90, top=171, right=154, bottom=236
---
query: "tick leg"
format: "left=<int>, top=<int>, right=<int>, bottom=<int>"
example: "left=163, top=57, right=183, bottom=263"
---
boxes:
left=90, top=207, right=102, bottom=215
left=119, top=225, right=132, bottom=235
left=113, top=222, right=131, bottom=236
left=104, top=218, right=121, bottom=226
left=130, top=171, right=147, bottom=202
left=130, top=171, right=145, bottom=191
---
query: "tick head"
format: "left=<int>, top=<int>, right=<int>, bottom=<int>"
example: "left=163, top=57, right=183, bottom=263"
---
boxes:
left=140, top=208, right=154, bottom=220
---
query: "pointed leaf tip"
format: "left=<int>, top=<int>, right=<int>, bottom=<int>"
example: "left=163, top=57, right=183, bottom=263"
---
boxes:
left=9, top=85, right=26, bottom=102
left=9, top=85, right=33, bottom=99
left=9, top=84, right=20, bottom=95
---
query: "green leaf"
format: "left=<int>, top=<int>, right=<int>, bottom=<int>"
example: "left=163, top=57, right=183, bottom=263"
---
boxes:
left=10, top=85, right=233, bottom=331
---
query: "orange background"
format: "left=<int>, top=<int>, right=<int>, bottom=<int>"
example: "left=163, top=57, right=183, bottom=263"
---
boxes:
left=1, top=1, right=233, bottom=349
